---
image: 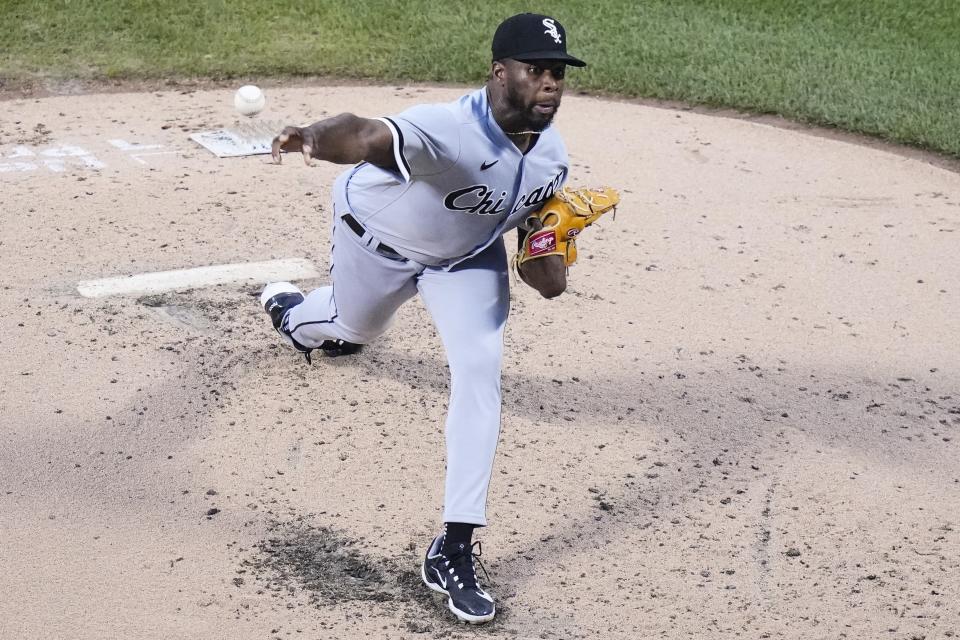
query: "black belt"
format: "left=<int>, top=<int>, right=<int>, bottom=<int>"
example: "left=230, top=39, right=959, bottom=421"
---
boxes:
left=341, top=214, right=404, bottom=260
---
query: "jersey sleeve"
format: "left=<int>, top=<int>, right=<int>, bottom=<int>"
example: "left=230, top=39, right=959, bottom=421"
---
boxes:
left=376, top=104, right=461, bottom=182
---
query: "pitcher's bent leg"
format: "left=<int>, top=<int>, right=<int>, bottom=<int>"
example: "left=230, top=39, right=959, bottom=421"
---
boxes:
left=286, top=219, right=421, bottom=347
left=417, top=239, right=509, bottom=526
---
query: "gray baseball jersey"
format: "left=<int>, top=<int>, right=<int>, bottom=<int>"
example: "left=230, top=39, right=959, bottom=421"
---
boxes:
left=283, top=87, right=574, bottom=527
left=332, top=88, right=569, bottom=267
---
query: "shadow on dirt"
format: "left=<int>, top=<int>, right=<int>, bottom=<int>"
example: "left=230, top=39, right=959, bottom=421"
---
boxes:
left=243, top=518, right=510, bottom=633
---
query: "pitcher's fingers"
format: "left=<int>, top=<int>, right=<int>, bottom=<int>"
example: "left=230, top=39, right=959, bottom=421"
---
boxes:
left=276, top=126, right=303, bottom=146
left=271, top=134, right=287, bottom=163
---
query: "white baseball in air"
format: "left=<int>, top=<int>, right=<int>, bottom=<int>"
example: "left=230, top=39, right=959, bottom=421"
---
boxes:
left=234, top=85, right=265, bottom=117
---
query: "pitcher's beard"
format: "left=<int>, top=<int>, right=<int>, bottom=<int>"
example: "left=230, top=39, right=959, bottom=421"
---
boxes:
left=525, top=109, right=555, bottom=131
left=505, top=87, right=557, bottom=132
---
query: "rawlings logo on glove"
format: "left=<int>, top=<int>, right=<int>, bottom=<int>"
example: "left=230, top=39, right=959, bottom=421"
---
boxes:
left=528, top=231, right=557, bottom=256
left=516, top=186, right=620, bottom=269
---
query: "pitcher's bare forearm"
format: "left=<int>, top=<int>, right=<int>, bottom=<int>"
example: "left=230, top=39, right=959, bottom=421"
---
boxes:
left=271, top=113, right=397, bottom=171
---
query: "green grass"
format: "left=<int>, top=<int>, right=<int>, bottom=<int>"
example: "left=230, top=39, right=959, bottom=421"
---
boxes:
left=2, top=0, right=959, bottom=157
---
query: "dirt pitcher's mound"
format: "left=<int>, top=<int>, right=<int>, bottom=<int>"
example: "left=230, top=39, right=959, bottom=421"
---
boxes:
left=1, top=85, right=959, bottom=639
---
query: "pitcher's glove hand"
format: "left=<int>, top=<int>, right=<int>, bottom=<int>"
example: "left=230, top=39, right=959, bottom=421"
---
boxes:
left=515, top=186, right=620, bottom=270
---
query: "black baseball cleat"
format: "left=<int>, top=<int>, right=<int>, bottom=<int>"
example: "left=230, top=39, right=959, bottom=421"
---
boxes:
left=260, top=282, right=364, bottom=362
left=421, top=534, right=496, bottom=624
left=318, top=338, right=363, bottom=357
left=260, top=282, right=314, bottom=363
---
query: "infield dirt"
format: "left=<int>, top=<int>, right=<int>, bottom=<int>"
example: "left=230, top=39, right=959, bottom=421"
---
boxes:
left=1, top=85, right=959, bottom=639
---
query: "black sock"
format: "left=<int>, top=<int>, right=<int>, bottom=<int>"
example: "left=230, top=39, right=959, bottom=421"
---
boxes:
left=442, top=522, right=475, bottom=554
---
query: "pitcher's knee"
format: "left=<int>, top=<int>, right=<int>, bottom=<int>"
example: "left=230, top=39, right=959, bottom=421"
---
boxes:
left=448, top=347, right=502, bottom=383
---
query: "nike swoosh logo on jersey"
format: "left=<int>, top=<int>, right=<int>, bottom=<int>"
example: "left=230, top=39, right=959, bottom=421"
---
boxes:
left=480, top=160, right=499, bottom=171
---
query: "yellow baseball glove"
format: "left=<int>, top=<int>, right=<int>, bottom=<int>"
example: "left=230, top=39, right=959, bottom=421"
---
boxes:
left=516, top=186, right=620, bottom=269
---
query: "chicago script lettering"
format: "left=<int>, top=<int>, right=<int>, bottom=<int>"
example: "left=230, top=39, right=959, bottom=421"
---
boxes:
left=443, top=170, right=566, bottom=216
left=444, top=186, right=508, bottom=215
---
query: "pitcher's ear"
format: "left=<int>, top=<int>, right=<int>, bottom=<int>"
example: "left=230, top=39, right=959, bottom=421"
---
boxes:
left=491, top=60, right=506, bottom=82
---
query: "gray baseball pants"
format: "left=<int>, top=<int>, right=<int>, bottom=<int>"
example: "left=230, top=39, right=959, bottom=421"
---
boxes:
left=285, top=213, right=509, bottom=526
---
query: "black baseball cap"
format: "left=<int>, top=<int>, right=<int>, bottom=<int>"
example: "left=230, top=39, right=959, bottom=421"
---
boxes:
left=492, top=13, right=587, bottom=67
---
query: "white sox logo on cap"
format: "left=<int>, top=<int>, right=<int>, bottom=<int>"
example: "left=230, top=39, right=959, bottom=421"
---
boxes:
left=542, top=18, right=562, bottom=44
left=491, top=13, right=586, bottom=67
